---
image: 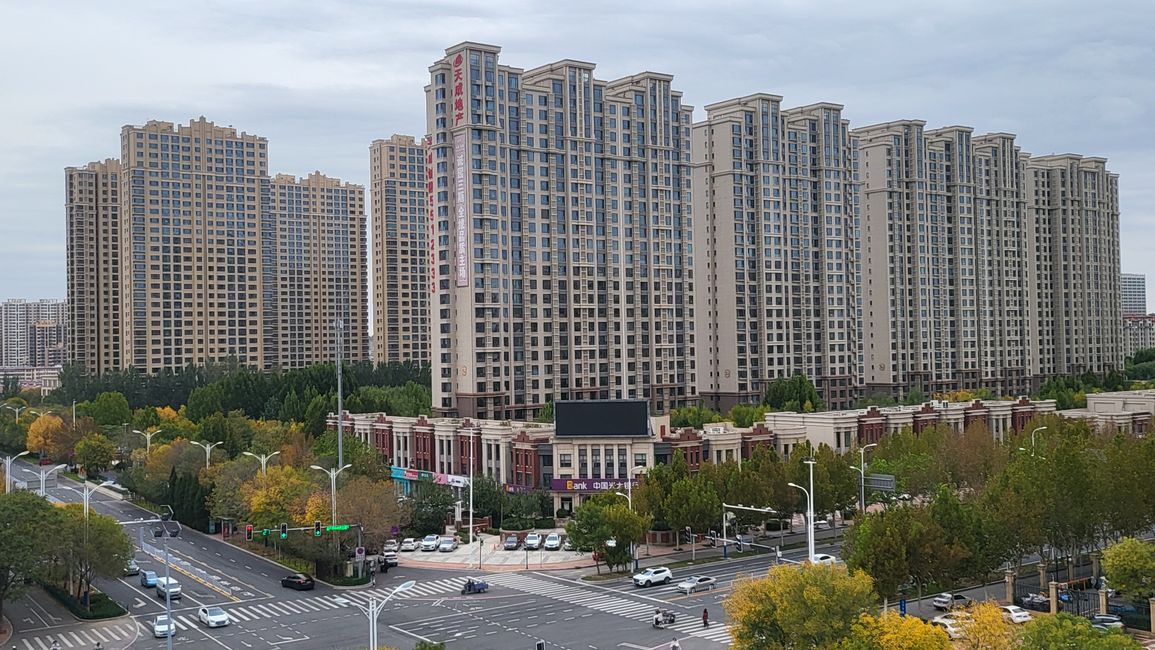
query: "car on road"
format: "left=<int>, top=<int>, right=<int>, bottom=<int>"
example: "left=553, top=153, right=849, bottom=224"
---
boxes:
left=1089, top=614, right=1124, bottom=630
left=544, top=533, right=562, bottom=551
left=383, top=539, right=399, bottom=553
left=382, top=550, right=399, bottom=567
left=438, top=537, right=459, bottom=552
left=1000, top=605, right=1031, bottom=624
left=155, top=577, right=182, bottom=600
left=399, top=537, right=418, bottom=552
left=280, top=573, right=315, bottom=590
left=524, top=532, right=543, bottom=550
left=675, top=575, right=717, bottom=594
left=503, top=535, right=521, bottom=550
left=124, top=559, right=140, bottom=576
left=140, top=570, right=158, bottom=588
left=633, top=566, right=673, bottom=587
left=932, top=592, right=972, bottom=611
left=197, top=606, right=230, bottom=628
left=420, top=534, right=441, bottom=551
left=810, top=554, right=838, bottom=565
left=152, top=615, right=175, bottom=638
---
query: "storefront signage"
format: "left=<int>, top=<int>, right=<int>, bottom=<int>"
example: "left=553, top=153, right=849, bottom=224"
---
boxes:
left=391, top=465, right=469, bottom=488
left=549, top=478, right=639, bottom=493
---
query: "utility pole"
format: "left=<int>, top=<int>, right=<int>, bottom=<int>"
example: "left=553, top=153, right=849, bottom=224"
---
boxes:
left=335, top=318, right=344, bottom=469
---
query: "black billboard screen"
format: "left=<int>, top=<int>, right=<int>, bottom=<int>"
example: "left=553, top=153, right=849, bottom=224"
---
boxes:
left=554, top=400, right=650, bottom=437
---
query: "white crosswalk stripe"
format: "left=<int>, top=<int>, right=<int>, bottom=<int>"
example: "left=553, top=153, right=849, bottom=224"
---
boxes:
left=486, top=573, right=733, bottom=644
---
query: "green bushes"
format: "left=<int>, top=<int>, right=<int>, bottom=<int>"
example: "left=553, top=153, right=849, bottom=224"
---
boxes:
left=42, top=583, right=126, bottom=619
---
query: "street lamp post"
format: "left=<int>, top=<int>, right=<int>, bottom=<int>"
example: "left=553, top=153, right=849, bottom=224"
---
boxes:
left=335, top=318, right=345, bottom=470
left=789, top=458, right=817, bottom=562
left=1030, top=426, right=1047, bottom=450
left=853, top=443, right=878, bottom=514
left=1, top=404, right=40, bottom=420
left=311, top=463, right=352, bottom=528
left=464, top=427, right=480, bottom=570
left=3, top=450, right=30, bottom=493
left=337, top=580, right=415, bottom=649
left=134, top=429, right=163, bottom=453
left=37, top=463, right=67, bottom=497
left=190, top=440, right=222, bottom=470
left=242, top=450, right=281, bottom=476
left=614, top=465, right=646, bottom=571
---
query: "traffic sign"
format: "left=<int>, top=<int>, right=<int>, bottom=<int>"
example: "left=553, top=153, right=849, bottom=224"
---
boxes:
left=355, top=546, right=365, bottom=558
left=390, top=525, right=399, bottom=536
left=325, top=524, right=350, bottom=532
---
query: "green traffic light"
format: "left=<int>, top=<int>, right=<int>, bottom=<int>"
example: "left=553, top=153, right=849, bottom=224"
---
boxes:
left=261, top=528, right=270, bottom=536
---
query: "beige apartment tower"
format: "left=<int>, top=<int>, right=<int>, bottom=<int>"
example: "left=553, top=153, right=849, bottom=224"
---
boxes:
left=369, top=135, right=430, bottom=365
left=693, top=95, right=857, bottom=411
left=67, top=118, right=368, bottom=374
left=426, top=42, right=697, bottom=420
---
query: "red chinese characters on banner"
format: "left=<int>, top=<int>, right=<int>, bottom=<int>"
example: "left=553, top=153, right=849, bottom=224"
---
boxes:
left=423, top=135, right=436, bottom=295
left=451, top=53, right=465, bottom=126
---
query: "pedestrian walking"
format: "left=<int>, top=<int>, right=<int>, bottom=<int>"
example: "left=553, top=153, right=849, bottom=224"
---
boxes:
left=702, top=607, right=710, bottom=628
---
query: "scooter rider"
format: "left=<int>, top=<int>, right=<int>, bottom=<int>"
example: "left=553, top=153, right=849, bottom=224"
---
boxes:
left=652, top=608, right=663, bottom=628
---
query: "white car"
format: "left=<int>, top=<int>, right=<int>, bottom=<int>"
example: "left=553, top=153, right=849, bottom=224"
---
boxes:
left=197, top=606, right=229, bottom=628
left=543, top=532, right=562, bottom=550
left=675, top=575, right=717, bottom=594
left=524, top=532, right=543, bottom=550
left=438, top=537, right=459, bottom=552
left=810, top=554, right=838, bottom=565
left=1000, top=605, right=1031, bottom=624
left=152, top=615, right=175, bottom=638
left=420, top=534, right=441, bottom=551
left=932, top=618, right=965, bottom=640
left=633, top=566, right=673, bottom=587
left=399, top=537, right=418, bottom=552
left=932, top=592, right=971, bottom=610
left=931, top=611, right=971, bottom=627
left=383, top=539, right=399, bottom=553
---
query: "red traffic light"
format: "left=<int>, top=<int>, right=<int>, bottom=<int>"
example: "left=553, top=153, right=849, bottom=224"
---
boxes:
left=245, top=524, right=254, bottom=541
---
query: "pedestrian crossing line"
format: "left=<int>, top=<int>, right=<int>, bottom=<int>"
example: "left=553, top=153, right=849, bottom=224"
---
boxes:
left=486, top=573, right=732, bottom=644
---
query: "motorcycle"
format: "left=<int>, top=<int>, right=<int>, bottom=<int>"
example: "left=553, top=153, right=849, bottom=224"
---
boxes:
left=651, top=608, right=677, bottom=628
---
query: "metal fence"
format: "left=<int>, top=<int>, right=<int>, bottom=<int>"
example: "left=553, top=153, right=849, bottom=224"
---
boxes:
left=1119, top=599, right=1151, bottom=631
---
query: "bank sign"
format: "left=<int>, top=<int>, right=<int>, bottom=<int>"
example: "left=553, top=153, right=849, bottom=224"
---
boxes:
left=550, top=478, right=639, bottom=493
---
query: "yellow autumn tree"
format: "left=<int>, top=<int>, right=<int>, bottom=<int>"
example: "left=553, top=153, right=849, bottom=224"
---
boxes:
left=26, top=414, right=66, bottom=458
left=841, top=611, right=950, bottom=650
left=725, top=562, right=876, bottom=649
left=241, top=465, right=313, bottom=529
left=958, top=601, right=1017, bottom=650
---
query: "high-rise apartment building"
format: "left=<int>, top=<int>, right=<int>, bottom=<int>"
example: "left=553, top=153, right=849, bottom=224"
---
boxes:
left=369, top=135, right=429, bottom=365
left=1122, top=273, right=1146, bottom=316
left=270, top=172, right=367, bottom=369
left=693, top=95, right=857, bottom=410
left=426, top=42, right=697, bottom=420
left=67, top=118, right=366, bottom=374
left=1025, top=154, right=1122, bottom=377
left=0, top=299, right=67, bottom=367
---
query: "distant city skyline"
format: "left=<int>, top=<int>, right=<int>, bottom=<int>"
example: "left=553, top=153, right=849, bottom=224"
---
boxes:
left=2, top=2, right=1153, bottom=318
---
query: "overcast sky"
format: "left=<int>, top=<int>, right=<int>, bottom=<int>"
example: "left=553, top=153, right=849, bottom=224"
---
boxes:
left=3, top=0, right=1152, bottom=310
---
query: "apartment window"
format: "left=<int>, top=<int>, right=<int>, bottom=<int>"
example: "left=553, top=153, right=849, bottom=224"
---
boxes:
left=634, top=453, right=647, bottom=467
left=559, top=453, right=572, bottom=468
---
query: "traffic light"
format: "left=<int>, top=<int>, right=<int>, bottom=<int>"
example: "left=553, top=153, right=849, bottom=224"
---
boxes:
left=245, top=524, right=253, bottom=541
left=314, top=521, right=322, bottom=537
left=261, top=528, right=270, bottom=537
left=279, top=522, right=288, bottom=539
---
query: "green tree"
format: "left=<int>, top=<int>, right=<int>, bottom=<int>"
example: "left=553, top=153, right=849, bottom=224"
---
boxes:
left=565, top=494, right=650, bottom=573
left=842, top=506, right=913, bottom=601
left=1019, top=613, right=1141, bottom=649
left=74, top=432, right=117, bottom=475
left=406, top=485, right=455, bottom=536
left=54, top=504, right=133, bottom=608
left=312, top=430, right=386, bottom=480
left=0, top=491, right=58, bottom=621
left=534, top=400, right=554, bottom=423
left=725, top=562, right=876, bottom=649
left=763, top=374, right=823, bottom=412
left=470, top=475, right=505, bottom=525
left=87, top=391, right=131, bottom=427
left=665, top=476, right=721, bottom=539
left=185, top=384, right=225, bottom=423
left=727, top=403, right=767, bottom=428
left=1102, top=536, right=1155, bottom=601
left=669, top=405, right=723, bottom=429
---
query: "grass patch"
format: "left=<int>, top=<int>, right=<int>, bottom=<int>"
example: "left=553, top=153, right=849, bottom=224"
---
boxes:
left=581, top=570, right=632, bottom=582
left=41, top=583, right=126, bottom=620
left=325, top=574, right=371, bottom=587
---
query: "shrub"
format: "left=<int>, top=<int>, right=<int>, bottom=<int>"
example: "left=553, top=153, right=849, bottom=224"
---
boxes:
left=555, top=508, right=571, bottom=519
left=41, top=583, right=126, bottom=620
left=534, top=517, right=556, bottom=529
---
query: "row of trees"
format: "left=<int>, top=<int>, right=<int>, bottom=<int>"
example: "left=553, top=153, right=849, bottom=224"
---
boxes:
left=725, top=562, right=1141, bottom=649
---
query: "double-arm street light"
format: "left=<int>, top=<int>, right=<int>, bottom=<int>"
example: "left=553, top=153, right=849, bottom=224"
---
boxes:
left=336, top=579, right=415, bottom=649
left=788, top=458, right=817, bottom=562
left=243, top=450, right=281, bottom=476
left=135, top=429, right=163, bottom=452
left=3, top=450, right=30, bottom=493
left=2, top=404, right=44, bottom=420
left=311, top=463, right=353, bottom=528
left=190, top=440, right=222, bottom=469
left=613, top=465, right=647, bottom=572
left=37, top=463, right=67, bottom=497
left=1030, top=426, right=1047, bottom=450
left=852, top=443, right=878, bottom=514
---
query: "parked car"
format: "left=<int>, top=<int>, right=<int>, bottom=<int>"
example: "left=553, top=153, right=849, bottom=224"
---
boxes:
left=1000, top=605, right=1031, bottom=624
left=810, top=554, right=838, bottom=565
left=524, top=532, right=543, bottom=550
left=503, top=535, right=521, bottom=550
left=382, top=551, right=399, bottom=567
left=383, top=539, right=399, bottom=553
left=140, top=570, right=158, bottom=588
left=932, top=592, right=972, bottom=611
left=280, top=573, right=315, bottom=591
left=544, top=533, right=562, bottom=551
left=675, top=575, right=717, bottom=594
left=152, top=615, right=175, bottom=638
left=124, top=559, right=140, bottom=576
left=633, top=566, right=673, bottom=587
left=399, top=537, right=418, bottom=552
left=1089, top=614, right=1124, bottom=630
left=931, top=618, right=965, bottom=640
left=197, top=606, right=230, bottom=628
left=420, top=534, right=441, bottom=551
left=438, top=537, right=459, bottom=553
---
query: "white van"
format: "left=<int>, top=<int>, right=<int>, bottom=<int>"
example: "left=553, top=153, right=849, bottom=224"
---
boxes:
left=155, top=577, right=182, bottom=600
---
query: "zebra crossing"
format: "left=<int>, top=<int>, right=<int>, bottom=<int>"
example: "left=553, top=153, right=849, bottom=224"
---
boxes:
left=486, top=573, right=733, bottom=644
left=15, top=621, right=139, bottom=650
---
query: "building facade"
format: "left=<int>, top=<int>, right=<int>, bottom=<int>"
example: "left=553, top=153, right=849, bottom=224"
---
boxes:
left=1122, top=316, right=1155, bottom=360
left=1122, top=273, right=1146, bottom=316
left=692, top=94, right=857, bottom=411
left=67, top=118, right=367, bottom=374
left=426, top=43, right=697, bottom=420
left=269, top=172, right=367, bottom=369
left=369, top=135, right=430, bottom=365
left=1, top=299, right=67, bottom=368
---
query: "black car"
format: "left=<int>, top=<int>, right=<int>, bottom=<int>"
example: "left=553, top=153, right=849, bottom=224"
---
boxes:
left=503, top=535, right=520, bottom=550
left=280, top=573, right=315, bottom=591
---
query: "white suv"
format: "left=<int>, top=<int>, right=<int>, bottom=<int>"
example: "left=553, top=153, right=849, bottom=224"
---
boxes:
left=632, top=566, right=673, bottom=587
